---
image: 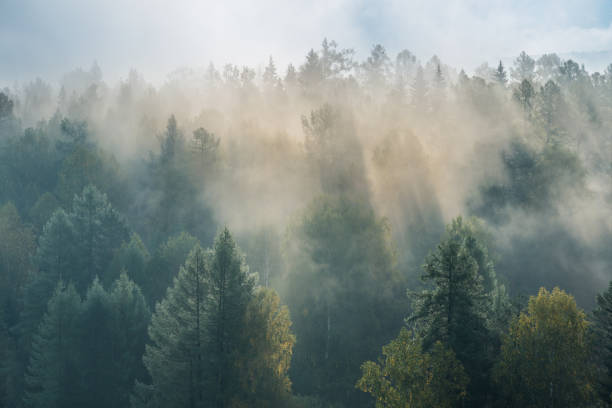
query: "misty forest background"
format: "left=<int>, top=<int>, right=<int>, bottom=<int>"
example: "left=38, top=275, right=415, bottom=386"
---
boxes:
left=2, top=40, right=612, bottom=407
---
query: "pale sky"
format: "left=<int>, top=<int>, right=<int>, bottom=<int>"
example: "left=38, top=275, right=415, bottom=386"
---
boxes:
left=1, top=0, right=612, bottom=86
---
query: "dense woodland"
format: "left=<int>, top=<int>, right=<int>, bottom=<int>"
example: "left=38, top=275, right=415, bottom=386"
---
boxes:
left=2, top=40, right=612, bottom=407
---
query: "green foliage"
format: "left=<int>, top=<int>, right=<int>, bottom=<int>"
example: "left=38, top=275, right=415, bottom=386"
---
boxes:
left=18, top=185, right=129, bottom=396
left=592, top=282, right=612, bottom=403
left=234, top=288, right=295, bottom=407
left=302, top=105, right=368, bottom=199
left=142, top=116, right=216, bottom=247
left=0, top=203, right=35, bottom=323
left=408, top=217, right=506, bottom=405
left=138, top=228, right=292, bottom=408
left=79, top=278, right=115, bottom=408
left=356, top=328, right=468, bottom=408
left=139, top=244, right=209, bottom=408
left=494, top=61, right=507, bottom=85
left=285, top=195, right=404, bottom=407
left=206, top=228, right=256, bottom=407
left=24, top=282, right=82, bottom=408
left=0, top=203, right=36, bottom=407
left=70, top=185, right=130, bottom=291
left=107, top=233, right=150, bottom=288
left=473, top=140, right=585, bottom=221
left=144, top=231, right=199, bottom=306
left=109, top=273, right=151, bottom=408
left=495, top=287, right=595, bottom=407
left=24, top=275, right=149, bottom=408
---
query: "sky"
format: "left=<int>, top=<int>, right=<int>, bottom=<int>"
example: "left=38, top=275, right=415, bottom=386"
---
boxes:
left=1, top=0, right=612, bottom=86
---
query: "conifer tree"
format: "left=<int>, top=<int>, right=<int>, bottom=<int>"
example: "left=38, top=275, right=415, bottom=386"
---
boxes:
left=78, top=278, right=114, bottom=408
left=23, top=282, right=82, bottom=408
left=494, top=60, right=507, bottom=85
left=109, top=273, right=151, bottom=408
left=235, top=288, right=295, bottom=407
left=592, top=281, right=612, bottom=403
left=71, top=185, right=129, bottom=291
left=408, top=217, right=499, bottom=405
left=206, top=228, right=255, bottom=408
left=137, top=245, right=209, bottom=408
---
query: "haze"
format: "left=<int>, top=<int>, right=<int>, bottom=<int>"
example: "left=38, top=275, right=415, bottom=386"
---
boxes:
left=2, top=0, right=612, bottom=85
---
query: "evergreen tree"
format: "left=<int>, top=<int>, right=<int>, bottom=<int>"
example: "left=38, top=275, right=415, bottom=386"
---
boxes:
left=235, top=288, right=295, bottom=407
left=107, top=233, right=150, bottom=288
left=19, top=210, right=75, bottom=350
left=144, top=232, right=199, bottom=307
left=284, top=195, right=404, bottom=407
left=361, top=44, right=391, bottom=91
left=535, top=80, right=566, bottom=144
left=71, top=185, right=130, bottom=291
left=23, top=282, right=82, bottom=408
left=513, top=79, right=535, bottom=114
left=494, top=60, right=507, bottom=85
left=408, top=217, right=499, bottom=406
left=109, top=273, right=151, bottom=408
left=136, top=245, right=210, bottom=408
left=263, top=56, right=279, bottom=91
left=511, top=51, right=535, bottom=82
left=592, top=281, right=612, bottom=404
left=410, top=66, right=428, bottom=111
left=144, top=116, right=215, bottom=246
left=78, top=278, right=114, bottom=408
left=206, top=228, right=255, bottom=408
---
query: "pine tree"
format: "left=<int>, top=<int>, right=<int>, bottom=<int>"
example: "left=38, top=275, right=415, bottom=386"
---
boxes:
left=109, top=273, right=150, bottom=408
left=411, top=66, right=428, bottom=111
left=206, top=228, right=255, bottom=408
left=494, top=60, right=507, bottom=85
left=284, top=195, right=404, bottom=407
left=23, top=282, right=82, bottom=408
left=18, top=210, right=75, bottom=354
left=78, top=278, right=115, bottom=408
left=511, top=51, right=535, bottom=82
left=144, top=232, right=199, bottom=307
left=263, top=56, right=278, bottom=90
left=593, top=281, right=612, bottom=403
left=107, top=233, right=150, bottom=288
left=235, top=288, right=295, bottom=407
left=408, top=217, right=496, bottom=405
left=71, top=185, right=129, bottom=291
left=137, top=230, right=291, bottom=408
left=137, top=245, right=210, bottom=408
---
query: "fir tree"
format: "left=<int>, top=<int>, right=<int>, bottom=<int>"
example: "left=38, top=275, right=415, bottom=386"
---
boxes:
left=137, top=245, right=210, bottom=408
left=23, top=282, right=82, bottom=408
left=408, top=217, right=496, bottom=406
left=206, top=228, right=255, bottom=408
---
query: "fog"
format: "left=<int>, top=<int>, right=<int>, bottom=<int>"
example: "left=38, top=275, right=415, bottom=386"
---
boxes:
left=4, top=14, right=612, bottom=403
left=2, top=41, right=611, bottom=310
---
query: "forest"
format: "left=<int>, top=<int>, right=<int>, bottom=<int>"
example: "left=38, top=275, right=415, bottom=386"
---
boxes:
left=1, top=39, right=612, bottom=407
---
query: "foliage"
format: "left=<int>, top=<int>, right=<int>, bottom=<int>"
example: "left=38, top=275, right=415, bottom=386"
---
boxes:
left=495, top=287, right=595, bottom=407
left=356, top=328, right=468, bottom=408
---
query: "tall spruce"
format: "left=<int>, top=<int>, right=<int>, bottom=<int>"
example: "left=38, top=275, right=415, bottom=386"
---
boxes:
left=109, top=272, right=151, bottom=408
left=408, top=217, right=498, bottom=406
left=593, top=281, right=612, bottom=403
left=23, top=282, right=82, bottom=408
left=206, top=228, right=255, bottom=408
left=136, top=245, right=210, bottom=408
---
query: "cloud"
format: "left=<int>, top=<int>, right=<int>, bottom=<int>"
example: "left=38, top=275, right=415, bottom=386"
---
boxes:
left=0, top=0, right=611, bottom=86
